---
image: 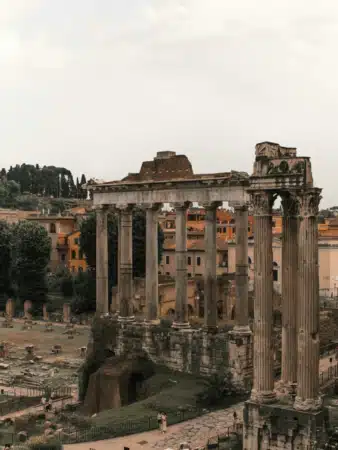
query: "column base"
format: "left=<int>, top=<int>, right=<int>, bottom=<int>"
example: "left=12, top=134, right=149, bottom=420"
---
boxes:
left=143, top=319, right=160, bottom=326
left=294, top=395, right=323, bottom=412
left=250, top=389, right=276, bottom=404
left=172, top=321, right=191, bottom=331
left=118, top=316, right=135, bottom=323
left=232, top=324, right=252, bottom=335
left=275, top=381, right=297, bottom=404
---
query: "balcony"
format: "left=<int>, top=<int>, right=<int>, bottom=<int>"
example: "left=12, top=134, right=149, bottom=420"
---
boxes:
left=56, top=237, right=69, bottom=251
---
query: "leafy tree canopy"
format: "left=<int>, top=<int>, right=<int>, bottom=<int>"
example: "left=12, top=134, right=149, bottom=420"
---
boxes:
left=12, top=221, right=52, bottom=307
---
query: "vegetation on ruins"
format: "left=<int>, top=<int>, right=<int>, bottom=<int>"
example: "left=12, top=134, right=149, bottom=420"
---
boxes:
left=196, top=369, right=244, bottom=407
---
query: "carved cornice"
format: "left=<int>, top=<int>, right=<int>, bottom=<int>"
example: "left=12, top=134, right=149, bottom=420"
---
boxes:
left=250, top=192, right=274, bottom=216
left=298, top=189, right=322, bottom=217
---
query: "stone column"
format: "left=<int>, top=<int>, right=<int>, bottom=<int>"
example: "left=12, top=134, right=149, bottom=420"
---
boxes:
left=203, top=202, right=221, bottom=331
left=250, top=191, right=276, bottom=403
left=96, top=206, right=109, bottom=314
left=172, top=202, right=190, bottom=329
left=279, top=194, right=299, bottom=400
left=63, top=303, right=71, bottom=323
left=233, top=204, right=250, bottom=331
left=146, top=203, right=162, bottom=322
left=118, top=205, right=134, bottom=321
left=294, top=188, right=322, bottom=411
left=24, top=300, right=32, bottom=319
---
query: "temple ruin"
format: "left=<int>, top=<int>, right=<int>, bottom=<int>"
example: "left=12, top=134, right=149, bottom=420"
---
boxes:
left=87, top=143, right=324, bottom=449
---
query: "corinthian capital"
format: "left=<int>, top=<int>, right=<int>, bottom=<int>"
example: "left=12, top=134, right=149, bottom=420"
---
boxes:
left=298, top=189, right=322, bottom=217
left=250, top=192, right=274, bottom=216
left=201, top=201, right=222, bottom=210
left=281, top=193, right=300, bottom=217
left=173, top=201, right=191, bottom=211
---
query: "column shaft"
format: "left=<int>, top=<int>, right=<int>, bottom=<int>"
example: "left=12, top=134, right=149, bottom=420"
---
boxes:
left=234, top=205, right=249, bottom=329
left=119, top=206, right=134, bottom=319
left=96, top=207, right=109, bottom=314
left=295, top=189, right=322, bottom=411
left=173, top=203, right=189, bottom=327
left=146, top=205, right=160, bottom=321
left=281, top=196, right=298, bottom=391
left=251, top=192, right=275, bottom=403
left=204, top=203, right=219, bottom=330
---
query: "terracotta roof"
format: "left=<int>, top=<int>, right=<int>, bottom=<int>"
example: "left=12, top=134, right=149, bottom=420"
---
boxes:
left=163, top=237, right=228, bottom=251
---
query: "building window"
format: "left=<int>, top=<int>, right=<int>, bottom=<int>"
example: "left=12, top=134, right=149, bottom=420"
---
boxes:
left=50, top=223, right=56, bottom=233
left=165, top=272, right=170, bottom=276
left=248, top=227, right=251, bottom=232
left=272, top=220, right=276, bottom=228
left=188, top=273, right=191, bottom=278
left=61, top=254, right=66, bottom=262
left=233, top=227, right=236, bottom=234
left=197, top=257, right=201, bottom=266
left=248, top=257, right=252, bottom=265
left=78, top=267, right=83, bottom=273
left=165, top=255, right=170, bottom=264
left=74, top=238, right=79, bottom=245
left=71, top=250, right=77, bottom=259
left=187, top=256, right=192, bottom=265
left=79, top=250, right=83, bottom=260
left=273, top=269, right=278, bottom=282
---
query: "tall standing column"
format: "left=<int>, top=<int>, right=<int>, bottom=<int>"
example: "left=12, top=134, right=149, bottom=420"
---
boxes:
left=233, top=204, right=250, bottom=331
left=204, top=202, right=221, bottom=331
left=250, top=191, right=276, bottom=403
left=279, top=194, right=299, bottom=399
left=96, top=205, right=109, bottom=314
left=173, top=202, right=190, bottom=329
left=294, top=188, right=322, bottom=411
left=146, top=203, right=162, bottom=322
left=118, top=204, right=134, bottom=321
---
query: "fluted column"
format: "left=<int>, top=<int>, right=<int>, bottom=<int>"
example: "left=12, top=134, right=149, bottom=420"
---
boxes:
left=250, top=191, right=276, bottom=403
left=118, top=205, right=134, bottom=321
left=294, top=189, right=322, bottom=411
left=96, top=205, right=109, bottom=314
left=204, top=202, right=221, bottom=331
left=172, top=202, right=190, bottom=329
left=146, top=203, right=162, bottom=322
left=280, top=194, right=299, bottom=398
left=233, top=204, right=250, bottom=331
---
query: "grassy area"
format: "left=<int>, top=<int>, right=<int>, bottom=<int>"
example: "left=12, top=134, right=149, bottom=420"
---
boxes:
left=91, top=368, right=206, bottom=426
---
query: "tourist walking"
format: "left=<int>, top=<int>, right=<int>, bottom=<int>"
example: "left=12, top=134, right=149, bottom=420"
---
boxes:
left=161, top=412, right=167, bottom=433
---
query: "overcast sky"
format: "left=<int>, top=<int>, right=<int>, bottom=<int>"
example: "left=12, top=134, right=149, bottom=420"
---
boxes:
left=1, top=1, right=338, bottom=207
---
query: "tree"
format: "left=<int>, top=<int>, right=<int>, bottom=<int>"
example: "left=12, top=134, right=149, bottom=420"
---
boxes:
left=79, top=208, right=164, bottom=297
left=0, top=221, right=13, bottom=308
left=12, top=221, right=51, bottom=310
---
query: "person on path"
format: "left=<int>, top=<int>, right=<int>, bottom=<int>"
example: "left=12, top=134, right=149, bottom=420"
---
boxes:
left=157, top=412, right=162, bottom=432
left=161, top=412, right=167, bottom=433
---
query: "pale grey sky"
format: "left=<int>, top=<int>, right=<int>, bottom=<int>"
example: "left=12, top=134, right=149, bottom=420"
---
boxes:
left=1, top=0, right=337, bottom=207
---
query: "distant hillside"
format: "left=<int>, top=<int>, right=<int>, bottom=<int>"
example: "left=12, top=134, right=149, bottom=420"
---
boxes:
left=0, top=164, right=90, bottom=212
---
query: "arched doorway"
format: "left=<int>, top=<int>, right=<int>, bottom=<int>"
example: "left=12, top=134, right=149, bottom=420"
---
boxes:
left=231, top=305, right=236, bottom=320
left=127, top=372, right=145, bottom=404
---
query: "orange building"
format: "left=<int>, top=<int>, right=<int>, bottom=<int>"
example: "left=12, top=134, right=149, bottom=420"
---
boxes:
left=67, top=230, right=87, bottom=273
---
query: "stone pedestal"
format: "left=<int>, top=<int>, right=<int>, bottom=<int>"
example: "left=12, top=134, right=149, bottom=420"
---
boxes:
left=278, top=195, right=299, bottom=402
left=118, top=205, right=134, bottom=321
left=203, top=202, right=220, bottom=331
left=146, top=204, right=161, bottom=322
left=295, top=189, right=322, bottom=411
left=63, top=303, right=71, bottom=323
left=250, top=192, right=275, bottom=404
left=42, top=304, right=49, bottom=321
left=172, top=202, right=190, bottom=329
left=243, top=401, right=327, bottom=450
left=96, top=206, right=109, bottom=314
left=6, top=299, right=15, bottom=318
left=24, top=300, right=32, bottom=319
left=228, top=329, right=253, bottom=391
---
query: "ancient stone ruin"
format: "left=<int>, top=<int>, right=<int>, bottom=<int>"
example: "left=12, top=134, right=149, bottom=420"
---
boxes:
left=85, top=143, right=325, bottom=448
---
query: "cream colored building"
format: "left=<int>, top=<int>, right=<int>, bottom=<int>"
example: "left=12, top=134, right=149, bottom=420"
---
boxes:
left=227, top=236, right=338, bottom=296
